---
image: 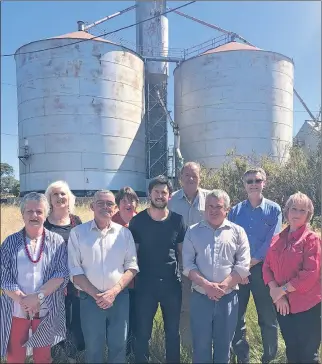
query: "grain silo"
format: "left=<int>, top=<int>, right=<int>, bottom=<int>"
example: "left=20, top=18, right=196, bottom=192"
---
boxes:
left=174, top=41, right=294, bottom=168
left=15, top=31, right=145, bottom=196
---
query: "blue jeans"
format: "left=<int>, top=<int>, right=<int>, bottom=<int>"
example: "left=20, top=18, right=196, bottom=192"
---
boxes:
left=190, top=290, right=238, bottom=364
left=79, top=290, right=129, bottom=364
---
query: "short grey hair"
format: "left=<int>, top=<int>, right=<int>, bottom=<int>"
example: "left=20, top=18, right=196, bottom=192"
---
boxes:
left=45, top=180, right=76, bottom=213
left=20, top=192, right=50, bottom=217
left=93, top=190, right=115, bottom=203
left=206, top=189, right=231, bottom=209
left=180, top=161, right=201, bottom=175
left=243, top=167, right=267, bottom=181
left=284, top=192, right=314, bottom=223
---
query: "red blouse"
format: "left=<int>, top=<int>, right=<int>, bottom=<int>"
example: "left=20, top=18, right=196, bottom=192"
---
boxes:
left=262, top=224, right=321, bottom=313
left=112, top=211, right=136, bottom=227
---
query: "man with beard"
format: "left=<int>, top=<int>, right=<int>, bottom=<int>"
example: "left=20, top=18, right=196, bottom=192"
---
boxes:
left=68, top=190, right=139, bottom=364
left=129, top=176, right=186, bottom=363
left=228, top=168, right=282, bottom=364
left=168, top=161, right=210, bottom=348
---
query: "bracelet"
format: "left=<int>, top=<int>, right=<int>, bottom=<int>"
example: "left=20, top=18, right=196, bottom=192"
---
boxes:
left=118, top=282, right=123, bottom=291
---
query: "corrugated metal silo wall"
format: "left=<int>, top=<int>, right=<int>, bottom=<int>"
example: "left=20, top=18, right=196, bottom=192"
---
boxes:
left=15, top=37, right=146, bottom=196
left=174, top=50, right=294, bottom=168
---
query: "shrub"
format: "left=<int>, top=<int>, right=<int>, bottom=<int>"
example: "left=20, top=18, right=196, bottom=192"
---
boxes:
left=199, top=145, right=321, bottom=219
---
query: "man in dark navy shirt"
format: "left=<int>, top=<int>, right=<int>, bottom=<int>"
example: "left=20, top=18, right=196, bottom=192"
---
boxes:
left=129, top=175, right=186, bottom=364
left=228, top=168, right=282, bottom=364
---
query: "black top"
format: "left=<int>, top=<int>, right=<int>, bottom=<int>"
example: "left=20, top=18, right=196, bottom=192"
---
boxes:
left=128, top=209, right=186, bottom=282
left=44, top=214, right=82, bottom=244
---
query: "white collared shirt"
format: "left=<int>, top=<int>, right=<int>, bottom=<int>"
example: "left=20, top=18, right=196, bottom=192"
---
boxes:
left=13, top=236, right=48, bottom=318
left=168, top=188, right=210, bottom=227
left=68, top=220, right=139, bottom=292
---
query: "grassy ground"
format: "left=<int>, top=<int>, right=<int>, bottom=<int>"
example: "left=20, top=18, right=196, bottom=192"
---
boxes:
left=0, top=204, right=287, bottom=363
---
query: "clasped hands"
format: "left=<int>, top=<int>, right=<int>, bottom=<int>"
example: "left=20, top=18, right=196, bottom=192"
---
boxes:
left=94, top=286, right=120, bottom=310
left=18, top=293, right=40, bottom=317
left=204, top=282, right=228, bottom=301
left=269, top=286, right=289, bottom=316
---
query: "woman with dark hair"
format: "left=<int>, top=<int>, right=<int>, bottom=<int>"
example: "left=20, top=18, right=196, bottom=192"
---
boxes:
left=263, top=192, right=321, bottom=364
left=112, top=186, right=139, bottom=358
left=113, top=186, right=139, bottom=227
left=44, top=181, right=84, bottom=363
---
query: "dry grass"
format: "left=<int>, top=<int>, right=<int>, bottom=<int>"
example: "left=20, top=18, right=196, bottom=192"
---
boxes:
left=1, top=205, right=287, bottom=363
left=0, top=205, right=94, bottom=242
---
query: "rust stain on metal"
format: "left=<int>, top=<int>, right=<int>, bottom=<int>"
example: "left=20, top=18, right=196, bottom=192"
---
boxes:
left=54, top=96, right=65, bottom=110
left=94, top=53, right=102, bottom=63
left=91, top=98, right=103, bottom=115
left=90, top=68, right=103, bottom=78
left=74, top=60, right=82, bottom=77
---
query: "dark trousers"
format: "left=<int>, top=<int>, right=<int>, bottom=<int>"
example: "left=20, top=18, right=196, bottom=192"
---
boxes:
left=127, top=289, right=136, bottom=357
left=56, top=282, right=85, bottom=358
left=135, top=278, right=182, bottom=363
left=277, top=302, right=321, bottom=364
left=232, top=263, right=278, bottom=363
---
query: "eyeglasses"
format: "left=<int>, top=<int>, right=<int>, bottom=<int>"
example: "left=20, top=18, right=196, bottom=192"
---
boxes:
left=246, top=179, right=263, bottom=185
left=96, top=201, right=115, bottom=208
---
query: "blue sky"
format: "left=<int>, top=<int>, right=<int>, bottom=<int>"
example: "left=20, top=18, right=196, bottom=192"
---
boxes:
left=1, top=1, right=321, bottom=178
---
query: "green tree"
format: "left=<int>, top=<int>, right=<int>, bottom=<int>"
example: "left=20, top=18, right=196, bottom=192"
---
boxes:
left=1, top=163, right=19, bottom=196
left=0, top=163, right=14, bottom=177
left=199, top=144, right=321, bottom=219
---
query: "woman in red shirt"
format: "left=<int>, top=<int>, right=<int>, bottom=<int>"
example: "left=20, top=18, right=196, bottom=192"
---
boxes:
left=112, top=186, right=139, bottom=359
left=263, top=192, right=321, bottom=364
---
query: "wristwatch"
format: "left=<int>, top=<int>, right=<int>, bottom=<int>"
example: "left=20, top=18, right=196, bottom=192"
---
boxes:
left=281, top=284, right=288, bottom=293
left=37, top=291, right=45, bottom=302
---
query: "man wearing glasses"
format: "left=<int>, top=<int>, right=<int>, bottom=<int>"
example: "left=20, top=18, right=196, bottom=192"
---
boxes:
left=228, top=168, right=282, bottom=364
left=68, top=190, right=139, bottom=364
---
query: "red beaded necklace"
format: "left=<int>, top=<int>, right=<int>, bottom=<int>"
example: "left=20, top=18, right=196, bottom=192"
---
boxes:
left=23, top=229, right=45, bottom=264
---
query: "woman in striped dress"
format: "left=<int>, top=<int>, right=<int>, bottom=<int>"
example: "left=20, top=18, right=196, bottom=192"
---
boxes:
left=0, top=192, right=69, bottom=363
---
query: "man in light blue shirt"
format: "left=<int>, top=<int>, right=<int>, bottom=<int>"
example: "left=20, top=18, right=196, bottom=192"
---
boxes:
left=228, top=168, right=282, bottom=364
left=183, top=189, right=250, bottom=364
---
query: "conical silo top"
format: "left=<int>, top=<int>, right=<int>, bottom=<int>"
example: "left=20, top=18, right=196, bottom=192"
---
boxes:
left=15, top=30, right=117, bottom=56
left=48, top=30, right=116, bottom=45
left=202, top=41, right=261, bottom=55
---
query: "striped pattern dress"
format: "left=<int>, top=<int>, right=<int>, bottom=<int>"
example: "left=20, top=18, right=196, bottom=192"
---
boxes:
left=0, top=228, right=69, bottom=358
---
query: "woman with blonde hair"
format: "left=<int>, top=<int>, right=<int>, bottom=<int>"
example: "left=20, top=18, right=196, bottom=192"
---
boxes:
left=44, top=181, right=84, bottom=363
left=263, top=192, right=321, bottom=363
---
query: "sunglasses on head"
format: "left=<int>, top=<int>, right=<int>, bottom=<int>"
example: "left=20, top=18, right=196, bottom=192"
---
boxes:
left=246, top=179, right=263, bottom=185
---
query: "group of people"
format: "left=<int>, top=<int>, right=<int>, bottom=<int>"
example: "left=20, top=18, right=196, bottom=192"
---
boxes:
left=0, top=161, right=321, bottom=364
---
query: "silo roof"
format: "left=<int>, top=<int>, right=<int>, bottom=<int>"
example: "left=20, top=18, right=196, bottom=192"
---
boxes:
left=49, top=31, right=116, bottom=44
left=202, top=41, right=261, bottom=55
left=15, top=30, right=125, bottom=55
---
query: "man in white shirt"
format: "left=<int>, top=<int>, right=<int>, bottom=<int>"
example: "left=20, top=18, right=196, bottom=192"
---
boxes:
left=68, top=190, right=139, bottom=364
left=168, top=161, right=210, bottom=348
